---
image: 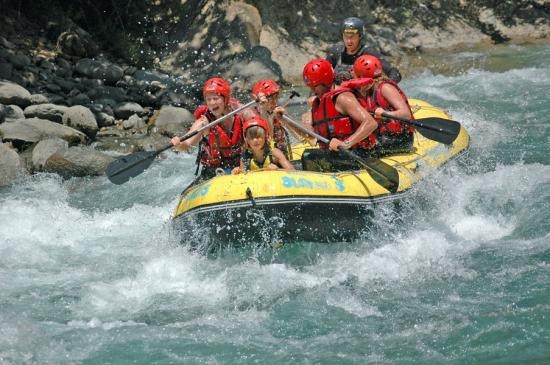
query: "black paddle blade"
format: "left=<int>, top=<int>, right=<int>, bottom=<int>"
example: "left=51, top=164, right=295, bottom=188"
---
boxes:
left=106, top=151, right=158, bottom=184
left=414, top=117, right=461, bottom=145
left=361, top=156, right=400, bottom=193
left=340, top=149, right=399, bottom=193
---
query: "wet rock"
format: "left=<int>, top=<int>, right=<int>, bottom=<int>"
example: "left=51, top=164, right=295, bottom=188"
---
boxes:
left=2, top=105, right=25, bottom=122
left=0, top=81, right=32, bottom=108
left=0, top=117, right=88, bottom=147
left=43, top=146, right=114, bottom=178
left=121, top=114, right=146, bottom=130
left=24, top=103, right=69, bottom=123
left=31, top=137, right=69, bottom=171
left=0, top=143, right=25, bottom=187
left=62, top=105, right=98, bottom=139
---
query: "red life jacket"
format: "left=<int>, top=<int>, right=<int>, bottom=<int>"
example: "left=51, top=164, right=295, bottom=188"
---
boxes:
left=194, top=99, right=244, bottom=167
left=362, top=80, right=415, bottom=135
left=311, top=88, right=376, bottom=149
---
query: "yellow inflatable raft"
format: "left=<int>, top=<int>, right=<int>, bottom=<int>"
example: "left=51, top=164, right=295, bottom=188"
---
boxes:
left=171, top=99, right=470, bottom=249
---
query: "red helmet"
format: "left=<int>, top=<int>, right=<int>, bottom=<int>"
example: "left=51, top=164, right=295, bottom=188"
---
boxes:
left=243, top=115, right=269, bottom=136
left=203, top=77, right=231, bottom=103
left=353, top=55, right=383, bottom=78
left=303, top=59, right=334, bottom=88
left=252, top=79, right=280, bottom=99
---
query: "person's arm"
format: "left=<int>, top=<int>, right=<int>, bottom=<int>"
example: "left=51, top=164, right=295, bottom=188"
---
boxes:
left=171, top=116, right=208, bottom=151
left=375, top=84, right=412, bottom=119
left=271, top=148, right=295, bottom=170
left=330, top=92, right=378, bottom=151
left=232, top=159, right=245, bottom=174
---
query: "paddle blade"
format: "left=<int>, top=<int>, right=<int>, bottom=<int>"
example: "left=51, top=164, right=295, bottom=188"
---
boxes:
left=414, top=117, right=461, bottom=145
left=106, top=151, right=158, bottom=184
left=361, top=156, right=400, bottom=193
left=340, top=149, right=399, bottom=193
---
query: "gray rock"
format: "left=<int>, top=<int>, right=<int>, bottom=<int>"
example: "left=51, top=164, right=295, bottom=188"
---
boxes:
left=75, top=58, right=124, bottom=85
left=94, top=111, right=115, bottom=127
left=69, top=93, right=91, bottom=106
left=3, top=105, right=25, bottom=122
left=114, top=102, right=146, bottom=119
left=87, top=86, right=127, bottom=103
left=0, top=81, right=32, bottom=108
left=62, top=105, right=98, bottom=139
left=44, top=146, right=114, bottom=178
left=32, top=137, right=69, bottom=171
left=24, top=103, right=69, bottom=123
left=29, top=94, right=50, bottom=105
left=121, top=114, right=146, bottom=130
left=0, top=143, right=25, bottom=187
left=0, top=117, right=88, bottom=145
left=151, top=105, right=193, bottom=136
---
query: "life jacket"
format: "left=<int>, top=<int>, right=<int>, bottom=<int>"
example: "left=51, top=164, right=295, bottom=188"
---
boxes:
left=272, top=115, right=289, bottom=155
left=241, top=148, right=273, bottom=171
left=362, top=80, right=415, bottom=135
left=194, top=99, right=244, bottom=168
left=311, top=88, right=376, bottom=150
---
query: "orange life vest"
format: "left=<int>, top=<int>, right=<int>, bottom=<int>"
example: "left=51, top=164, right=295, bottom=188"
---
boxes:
left=362, top=80, right=415, bottom=135
left=311, top=88, right=376, bottom=149
left=194, top=99, right=244, bottom=167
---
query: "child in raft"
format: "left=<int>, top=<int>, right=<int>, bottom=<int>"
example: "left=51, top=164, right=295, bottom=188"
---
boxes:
left=232, top=116, right=295, bottom=173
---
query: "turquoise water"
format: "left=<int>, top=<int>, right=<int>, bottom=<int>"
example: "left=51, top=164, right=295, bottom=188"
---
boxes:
left=1, top=43, right=549, bottom=364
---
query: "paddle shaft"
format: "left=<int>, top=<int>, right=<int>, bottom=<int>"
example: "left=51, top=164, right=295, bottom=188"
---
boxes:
left=106, top=99, right=257, bottom=184
left=281, top=114, right=370, bottom=166
left=176, top=99, right=258, bottom=143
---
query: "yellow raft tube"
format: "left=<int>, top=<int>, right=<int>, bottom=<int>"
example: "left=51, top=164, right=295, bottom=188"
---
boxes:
left=171, top=99, right=470, bottom=249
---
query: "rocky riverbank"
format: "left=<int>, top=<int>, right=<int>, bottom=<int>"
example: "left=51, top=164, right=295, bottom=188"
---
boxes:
left=1, top=1, right=549, bottom=186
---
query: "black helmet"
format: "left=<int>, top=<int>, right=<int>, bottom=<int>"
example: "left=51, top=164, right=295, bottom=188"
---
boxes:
left=341, top=17, right=364, bottom=36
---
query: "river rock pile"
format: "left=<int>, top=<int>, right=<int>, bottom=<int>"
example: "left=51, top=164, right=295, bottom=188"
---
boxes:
left=0, top=32, right=202, bottom=187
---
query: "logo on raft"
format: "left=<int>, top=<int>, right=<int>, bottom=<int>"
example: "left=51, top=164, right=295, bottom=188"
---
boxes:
left=281, top=176, right=345, bottom=192
left=185, top=184, right=211, bottom=202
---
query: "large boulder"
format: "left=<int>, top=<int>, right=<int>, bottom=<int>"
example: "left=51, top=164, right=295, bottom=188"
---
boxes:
left=0, top=81, right=32, bottom=108
left=150, top=105, right=194, bottom=137
left=24, top=103, right=69, bottom=123
left=44, top=146, right=114, bottom=178
left=62, top=106, right=98, bottom=139
left=0, top=117, right=88, bottom=147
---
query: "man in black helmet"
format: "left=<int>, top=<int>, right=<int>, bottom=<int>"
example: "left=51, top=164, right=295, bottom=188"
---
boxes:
left=326, top=17, right=402, bottom=83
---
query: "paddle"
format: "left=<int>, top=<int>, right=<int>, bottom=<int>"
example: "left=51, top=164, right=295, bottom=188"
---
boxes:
left=280, top=114, right=399, bottom=193
left=380, top=112, right=461, bottom=145
left=106, top=99, right=257, bottom=184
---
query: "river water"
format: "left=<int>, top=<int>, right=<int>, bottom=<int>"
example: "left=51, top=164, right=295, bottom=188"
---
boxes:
left=1, top=43, right=549, bottom=364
